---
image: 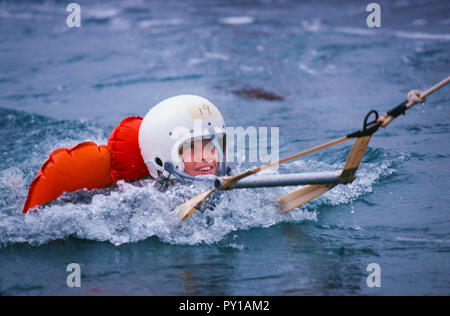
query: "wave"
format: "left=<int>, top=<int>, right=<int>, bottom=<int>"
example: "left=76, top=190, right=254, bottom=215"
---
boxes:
left=334, top=27, right=450, bottom=41
left=138, top=19, right=184, bottom=28
left=92, top=74, right=203, bottom=90
left=0, top=144, right=400, bottom=247
left=218, top=16, right=255, bottom=25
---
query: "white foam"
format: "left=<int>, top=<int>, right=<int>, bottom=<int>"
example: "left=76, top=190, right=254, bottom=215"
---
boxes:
left=110, top=18, right=131, bottom=31
left=138, top=18, right=184, bottom=28
left=240, top=65, right=265, bottom=72
left=301, top=19, right=323, bottom=32
left=86, top=8, right=120, bottom=20
left=0, top=151, right=399, bottom=247
left=218, top=16, right=255, bottom=25
left=188, top=58, right=206, bottom=66
left=0, top=168, right=27, bottom=213
left=395, top=237, right=450, bottom=244
left=334, top=26, right=450, bottom=41
left=0, top=170, right=313, bottom=247
left=334, top=27, right=377, bottom=36
left=412, top=19, right=427, bottom=26
left=393, top=31, right=450, bottom=41
left=298, top=63, right=317, bottom=75
left=204, top=52, right=230, bottom=61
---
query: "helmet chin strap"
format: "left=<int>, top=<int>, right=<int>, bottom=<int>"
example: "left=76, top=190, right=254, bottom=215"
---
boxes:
left=164, top=162, right=198, bottom=183
left=154, top=162, right=206, bottom=192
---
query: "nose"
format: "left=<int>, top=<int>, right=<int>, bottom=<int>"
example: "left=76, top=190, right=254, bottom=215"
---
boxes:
left=202, top=149, right=213, bottom=162
left=201, top=143, right=217, bottom=163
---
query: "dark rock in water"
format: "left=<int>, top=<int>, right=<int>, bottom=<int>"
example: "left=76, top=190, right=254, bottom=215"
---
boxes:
left=233, top=88, right=284, bottom=101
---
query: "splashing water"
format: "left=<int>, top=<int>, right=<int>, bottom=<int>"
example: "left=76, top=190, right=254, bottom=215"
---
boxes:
left=0, top=143, right=399, bottom=247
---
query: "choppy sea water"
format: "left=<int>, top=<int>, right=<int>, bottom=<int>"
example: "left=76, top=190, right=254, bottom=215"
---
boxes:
left=0, top=0, right=449, bottom=295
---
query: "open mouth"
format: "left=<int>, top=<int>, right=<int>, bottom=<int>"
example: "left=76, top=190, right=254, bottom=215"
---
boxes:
left=195, top=165, right=214, bottom=173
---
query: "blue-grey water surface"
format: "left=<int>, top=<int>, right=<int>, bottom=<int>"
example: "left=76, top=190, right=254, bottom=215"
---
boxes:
left=0, top=0, right=449, bottom=295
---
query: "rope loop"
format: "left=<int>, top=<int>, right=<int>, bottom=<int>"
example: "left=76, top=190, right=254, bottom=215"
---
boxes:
left=406, top=89, right=426, bottom=107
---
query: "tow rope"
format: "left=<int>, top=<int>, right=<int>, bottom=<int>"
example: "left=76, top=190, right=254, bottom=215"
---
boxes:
left=174, top=76, right=450, bottom=220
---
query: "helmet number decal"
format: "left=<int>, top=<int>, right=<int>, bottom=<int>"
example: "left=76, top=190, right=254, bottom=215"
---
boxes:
left=188, top=104, right=220, bottom=120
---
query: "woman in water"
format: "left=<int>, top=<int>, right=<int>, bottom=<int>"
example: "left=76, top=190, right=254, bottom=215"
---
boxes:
left=23, top=95, right=228, bottom=212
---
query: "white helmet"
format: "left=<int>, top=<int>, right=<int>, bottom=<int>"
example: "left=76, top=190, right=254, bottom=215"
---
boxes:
left=139, top=95, right=227, bottom=179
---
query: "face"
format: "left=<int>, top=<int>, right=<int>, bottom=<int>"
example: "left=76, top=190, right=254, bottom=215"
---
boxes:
left=180, top=139, right=219, bottom=176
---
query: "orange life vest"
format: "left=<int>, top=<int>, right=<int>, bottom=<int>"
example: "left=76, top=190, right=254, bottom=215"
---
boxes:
left=23, top=116, right=150, bottom=213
